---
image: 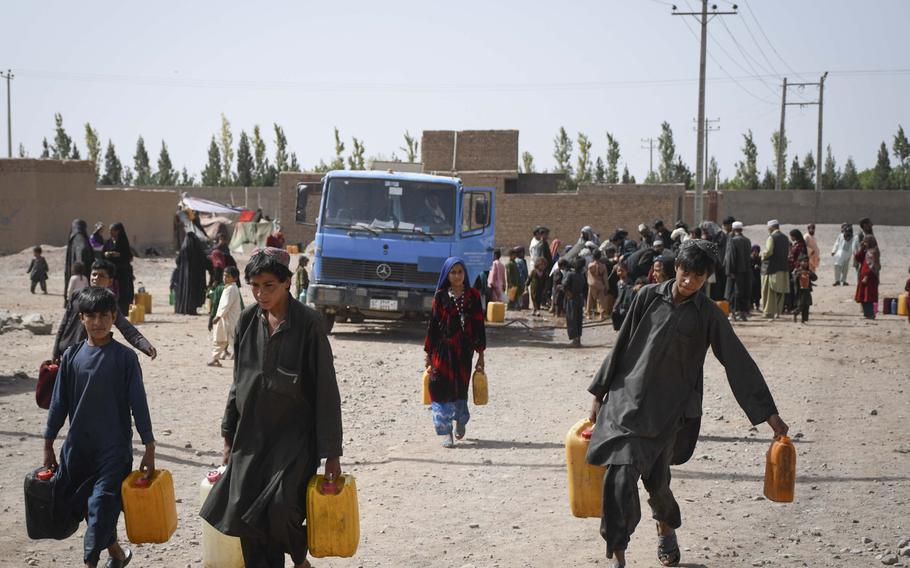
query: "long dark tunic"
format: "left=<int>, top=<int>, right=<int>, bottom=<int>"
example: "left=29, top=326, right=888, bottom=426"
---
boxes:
left=102, top=235, right=134, bottom=315
left=201, top=298, right=343, bottom=556
left=563, top=268, right=585, bottom=340
left=174, top=233, right=209, bottom=314
left=53, top=288, right=153, bottom=360
left=587, top=280, right=778, bottom=476
left=64, top=220, right=95, bottom=305
left=724, top=234, right=753, bottom=300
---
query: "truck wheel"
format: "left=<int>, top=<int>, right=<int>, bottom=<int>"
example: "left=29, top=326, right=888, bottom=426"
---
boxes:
left=320, top=312, right=335, bottom=333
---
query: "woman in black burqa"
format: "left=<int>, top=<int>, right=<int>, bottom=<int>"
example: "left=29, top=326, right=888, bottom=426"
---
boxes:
left=64, top=219, right=95, bottom=307
left=102, top=222, right=135, bottom=315
left=174, top=233, right=209, bottom=315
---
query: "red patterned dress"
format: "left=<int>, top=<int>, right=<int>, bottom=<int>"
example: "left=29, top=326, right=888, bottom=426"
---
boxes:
left=424, top=287, right=486, bottom=403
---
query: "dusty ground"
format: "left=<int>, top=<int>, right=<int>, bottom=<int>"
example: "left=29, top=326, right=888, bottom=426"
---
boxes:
left=0, top=224, right=908, bottom=568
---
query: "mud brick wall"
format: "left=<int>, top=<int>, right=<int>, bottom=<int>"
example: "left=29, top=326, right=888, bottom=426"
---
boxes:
left=278, top=172, right=325, bottom=247
left=421, top=130, right=519, bottom=173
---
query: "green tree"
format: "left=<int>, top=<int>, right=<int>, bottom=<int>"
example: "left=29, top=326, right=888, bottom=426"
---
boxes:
left=575, top=132, right=593, bottom=187
left=521, top=151, right=535, bottom=173
left=122, top=166, right=134, bottom=186
left=274, top=123, right=289, bottom=172
left=179, top=167, right=195, bottom=187
left=252, top=125, right=275, bottom=186
left=553, top=127, right=574, bottom=181
left=771, top=130, right=788, bottom=188
left=643, top=170, right=659, bottom=184
left=289, top=152, right=300, bottom=172
left=84, top=123, right=101, bottom=181
left=201, top=136, right=221, bottom=186
left=872, top=141, right=892, bottom=189
left=706, top=156, right=719, bottom=189
left=892, top=125, right=910, bottom=189
left=70, top=145, right=81, bottom=160
left=673, top=157, right=693, bottom=190
left=605, top=132, right=620, bottom=184
left=802, top=152, right=816, bottom=189
left=400, top=131, right=419, bottom=163
left=760, top=168, right=776, bottom=190
left=51, top=113, right=73, bottom=159
left=621, top=165, right=636, bottom=184
left=788, top=155, right=811, bottom=190
left=17, top=143, right=27, bottom=157
left=219, top=113, right=234, bottom=185
left=841, top=157, right=860, bottom=189
left=99, top=140, right=123, bottom=185
left=821, top=145, right=840, bottom=190
left=156, top=141, right=178, bottom=185
left=657, top=122, right=676, bottom=183
left=40, top=138, right=50, bottom=158
left=235, top=131, right=253, bottom=186
left=733, top=130, right=759, bottom=189
left=347, top=137, right=366, bottom=170
left=329, top=127, right=345, bottom=170
left=594, top=157, right=605, bottom=183
left=133, top=136, right=152, bottom=185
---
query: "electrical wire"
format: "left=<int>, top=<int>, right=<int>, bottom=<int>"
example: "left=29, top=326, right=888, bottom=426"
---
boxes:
left=741, top=0, right=811, bottom=83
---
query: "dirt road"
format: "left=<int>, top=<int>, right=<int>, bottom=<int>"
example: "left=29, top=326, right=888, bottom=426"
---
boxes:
left=0, top=224, right=908, bottom=567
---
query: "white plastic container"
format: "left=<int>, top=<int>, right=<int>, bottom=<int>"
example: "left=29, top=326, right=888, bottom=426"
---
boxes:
left=199, top=466, right=245, bottom=568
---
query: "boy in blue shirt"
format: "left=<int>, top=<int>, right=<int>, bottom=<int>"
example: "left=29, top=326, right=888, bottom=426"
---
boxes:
left=43, top=286, right=156, bottom=568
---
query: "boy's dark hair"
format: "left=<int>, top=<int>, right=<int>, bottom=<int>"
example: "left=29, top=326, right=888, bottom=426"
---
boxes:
left=224, top=265, right=241, bottom=286
left=245, top=252, right=292, bottom=283
left=691, top=227, right=703, bottom=239
left=573, top=258, right=586, bottom=271
left=33, top=245, right=42, bottom=254
left=91, top=259, right=116, bottom=279
left=77, top=286, right=118, bottom=315
left=72, top=261, right=86, bottom=276
left=675, top=241, right=718, bottom=276
left=298, top=255, right=309, bottom=266
left=558, top=258, right=569, bottom=269
left=493, top=249, right=501, bottom=259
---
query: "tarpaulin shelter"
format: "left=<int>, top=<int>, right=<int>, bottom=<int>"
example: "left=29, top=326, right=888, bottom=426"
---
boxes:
left=176, top=195, right=247, bottom=249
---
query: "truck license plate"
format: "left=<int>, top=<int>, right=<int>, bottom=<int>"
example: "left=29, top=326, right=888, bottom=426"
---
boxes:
left=369, top=299, right=399, bottom=311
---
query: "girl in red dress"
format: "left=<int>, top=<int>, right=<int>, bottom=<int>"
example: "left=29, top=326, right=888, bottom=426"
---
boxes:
left=854, top=235, right=881, bottom=319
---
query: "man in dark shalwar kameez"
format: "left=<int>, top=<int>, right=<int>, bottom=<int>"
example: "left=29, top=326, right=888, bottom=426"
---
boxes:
left=200, top=248, right=343, bottom=568
left=586, top=239, right=789, bottom=568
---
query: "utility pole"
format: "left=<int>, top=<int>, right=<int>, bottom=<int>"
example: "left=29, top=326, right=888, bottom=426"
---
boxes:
left=777, top=73, right=828, bottom=191
left=776, top=78, right=787, bottom=190
left=673, top=1, right=737, bottom=225
left=641, top=137, right=656, bottom=177
left=693, top=117, right=720, bottom=183
left=0, top=70, right=12, bottom=158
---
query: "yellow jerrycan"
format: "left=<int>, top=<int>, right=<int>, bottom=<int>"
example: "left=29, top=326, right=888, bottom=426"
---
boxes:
left=763, top=435, right=796, bottom=503
left=121, top=469, right=178, bottom=544
left=472, top=370, right=488, bottom=405
left=422, top=369, right=431, bottom=405
left=307, top=474, right=360, bottom=558
left=565, top=419, right=607, bottom=518
left=486, top=301, right=506, bottom=323
left=199, top=467, right=244, bottom=568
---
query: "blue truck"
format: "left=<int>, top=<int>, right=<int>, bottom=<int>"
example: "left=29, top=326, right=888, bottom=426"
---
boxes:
left=298, top=170, right=495, bottom=331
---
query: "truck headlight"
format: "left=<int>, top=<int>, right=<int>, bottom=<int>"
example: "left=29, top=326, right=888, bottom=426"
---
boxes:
left=422, top=295, right=434, bottom=310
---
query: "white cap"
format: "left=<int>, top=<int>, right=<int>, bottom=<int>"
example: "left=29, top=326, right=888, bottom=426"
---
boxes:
left=653, top=239, right=664, bottom=246
left=638, top=223, right=647, bottom=232
left=732, top=221, right=744, bottom=230
left=767, top=219, right=779, bottom=227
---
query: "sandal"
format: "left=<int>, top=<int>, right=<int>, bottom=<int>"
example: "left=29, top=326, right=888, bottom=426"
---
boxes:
left=454, top=421, right=466, bottom=440
left=657, top=527, right=681, bottom=567
left=441, top=433, right=455, bottom=448
left=104, top=549, right=132, bottom=568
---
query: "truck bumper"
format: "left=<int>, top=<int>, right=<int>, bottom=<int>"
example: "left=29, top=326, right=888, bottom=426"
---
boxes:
left=308, top=283, right=434, bottom=318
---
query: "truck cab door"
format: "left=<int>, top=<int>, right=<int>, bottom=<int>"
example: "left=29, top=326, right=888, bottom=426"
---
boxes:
left=459, top=187, right=495, bottom=290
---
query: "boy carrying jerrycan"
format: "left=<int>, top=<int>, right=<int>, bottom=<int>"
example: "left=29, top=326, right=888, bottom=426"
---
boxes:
left=583, top=240, right=789, bottom=568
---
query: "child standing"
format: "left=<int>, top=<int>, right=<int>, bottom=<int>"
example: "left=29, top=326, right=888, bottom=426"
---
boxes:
left=791, top=256, right=818, bottom=323
left=28, top=246, right=50, bottom=294
left=67, top=261, right=90, bottom=303
left=750, top=244, right=762, bottom=311
left=43, top=286, right=156, bottom=568
left=505, top=248, right=522, bottom=310
left=208, top=266, right=242, bottom=367
left=486, top=249, right=505, bottom=303
left=527, top=257, right=549, bottom=316
left=586, top=240, right=788, bottom=568
left=563, top=258, right=586, bottom=347
left=295, top=255, right=309, bottom=303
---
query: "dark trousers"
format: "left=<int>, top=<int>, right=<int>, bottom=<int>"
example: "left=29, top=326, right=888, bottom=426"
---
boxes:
left=600, top=442, right=681, bottom=556
left=565, top=298, right=583, bottom=340
left=862, top=301, right=875, bottom=318
left=81, top=458, right=131, bottom=564
left=241, top=536, right=308, bottom=568
left=728, top=272, right=752, bottom=314
left=30, top=279, right=47, bottom=293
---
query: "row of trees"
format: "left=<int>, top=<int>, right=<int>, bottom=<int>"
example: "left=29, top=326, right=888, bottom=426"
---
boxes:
left=27, top=114, right=422, bottom=187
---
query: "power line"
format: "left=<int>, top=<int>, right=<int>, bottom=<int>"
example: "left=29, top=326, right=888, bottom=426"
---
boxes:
left=742, top=0, right=810, bottom=83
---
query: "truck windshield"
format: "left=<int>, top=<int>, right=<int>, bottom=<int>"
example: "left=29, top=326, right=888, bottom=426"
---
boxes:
left=322, top=178, right=456, bottom=236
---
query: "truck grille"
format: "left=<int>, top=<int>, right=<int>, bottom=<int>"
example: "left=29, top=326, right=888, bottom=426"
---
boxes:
left=319, top=257, right=437, bottom=287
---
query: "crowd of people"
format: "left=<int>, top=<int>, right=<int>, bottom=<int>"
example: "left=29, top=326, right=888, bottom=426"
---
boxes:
left=483, top=216, right=896, bottom=344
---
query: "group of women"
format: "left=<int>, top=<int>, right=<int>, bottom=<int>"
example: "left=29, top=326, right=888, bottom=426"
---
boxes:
left=65, top=220, right=135, bottom=314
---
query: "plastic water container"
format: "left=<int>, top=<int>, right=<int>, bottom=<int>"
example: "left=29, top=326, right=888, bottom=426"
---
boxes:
left=891, top=298, right=898, bottom=315
left=565, top=419, right=607, bottom=518
left=715, top=300, right=730, bottom=316
left=763, top=436, right=796, bottom=503
left=307, top=474, right=360, bottom=558
left=199, top=467, right=244, bottom=568
left=486, top=301, right=506, bottom=323
left=121, top=469, right=178, bottom=544
left=422, top=370, right=431, bottom=405
left=899, top=293, right=909, bottom=316
left=472, top=370, right=488, bottom=405
left=128, top=303, right=145, bottom=324
left=24, top=466, right=80, bottom=540
left=135, top=291, right=152, bottom=315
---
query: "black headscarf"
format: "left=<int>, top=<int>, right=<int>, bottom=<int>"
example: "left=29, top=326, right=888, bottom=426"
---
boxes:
left=174, top=233, right=209, bottom=315
left=64, top=219, right=95, bottom=306
left=102, top=222, right=135, bottom=314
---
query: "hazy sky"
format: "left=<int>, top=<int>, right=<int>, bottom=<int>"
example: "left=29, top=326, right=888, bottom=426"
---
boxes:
left=3, top=0, right=908, bottom=181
